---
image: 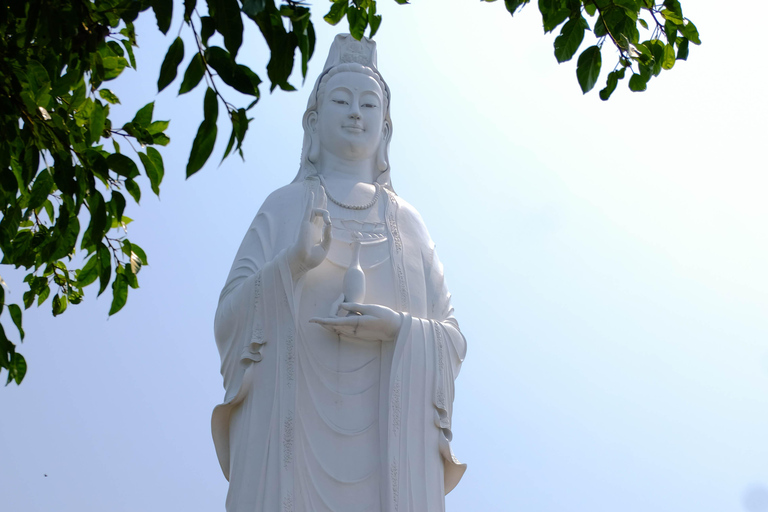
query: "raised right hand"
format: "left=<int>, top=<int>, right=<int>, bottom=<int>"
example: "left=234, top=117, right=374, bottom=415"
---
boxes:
left=287, top=189, right=332, bottom=279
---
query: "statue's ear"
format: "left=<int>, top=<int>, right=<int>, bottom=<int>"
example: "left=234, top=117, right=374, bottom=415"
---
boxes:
left=377, top=119, right=392, bottom=172
left=304, top=111, right=320, bottom=163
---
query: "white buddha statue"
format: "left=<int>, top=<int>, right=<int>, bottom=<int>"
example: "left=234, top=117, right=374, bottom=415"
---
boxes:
left=212, top=34, right=467, bottom=512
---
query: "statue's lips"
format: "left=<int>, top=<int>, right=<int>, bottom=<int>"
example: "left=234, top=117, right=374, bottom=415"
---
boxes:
left=343, top=125, right=364, bottom=132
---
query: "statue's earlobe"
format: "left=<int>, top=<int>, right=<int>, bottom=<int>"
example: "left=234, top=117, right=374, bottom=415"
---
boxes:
left=305, top=111, right=320, bottom=163
left=377, top=120, right=391, bottom=172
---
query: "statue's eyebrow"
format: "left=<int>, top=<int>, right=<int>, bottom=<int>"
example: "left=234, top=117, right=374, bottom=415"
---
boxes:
left=329, top=86, right=353, bottom=95
left=360, top=89, right=381, bottom=99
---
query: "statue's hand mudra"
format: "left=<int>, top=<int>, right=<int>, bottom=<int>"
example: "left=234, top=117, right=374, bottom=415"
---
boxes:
left=286, top=189, right=332, bottom=279
left=311, top=302, right=402, bottom=342
left=287, top=188, right=402, bottom=342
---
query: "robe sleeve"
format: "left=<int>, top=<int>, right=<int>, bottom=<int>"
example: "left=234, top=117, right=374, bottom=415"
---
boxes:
left=213, top=205, right=296, bottom=406
left=421, top=244, right=467, bottom=489
left=212, top=191, right=302, bottom=481
left=386, top=241, right=468, bottom=508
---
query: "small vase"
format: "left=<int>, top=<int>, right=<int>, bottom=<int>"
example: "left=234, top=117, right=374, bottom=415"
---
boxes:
left=342, top=239, right=365, bottom=306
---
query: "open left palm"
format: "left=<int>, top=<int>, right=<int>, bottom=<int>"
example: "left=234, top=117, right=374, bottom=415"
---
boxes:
left=310, top=302, right=402, bottom=342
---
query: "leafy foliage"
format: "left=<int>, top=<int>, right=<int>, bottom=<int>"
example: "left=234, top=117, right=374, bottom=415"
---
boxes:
left=0, top=0, right=697, bottom=385
left=487, top=0, right=700, bottom=97
left=0, top=0, right=159, bottom=385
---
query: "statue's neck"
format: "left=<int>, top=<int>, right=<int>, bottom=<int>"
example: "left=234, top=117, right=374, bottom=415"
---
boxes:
left=315, top=151, right=377, bottom=185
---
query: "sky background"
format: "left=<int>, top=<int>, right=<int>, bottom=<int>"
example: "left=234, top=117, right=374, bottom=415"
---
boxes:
left=2, top=0, right=767, bottom=511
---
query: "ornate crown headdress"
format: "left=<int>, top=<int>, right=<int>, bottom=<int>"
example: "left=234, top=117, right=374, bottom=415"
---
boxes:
left=323, top=34, right=378, bottom=69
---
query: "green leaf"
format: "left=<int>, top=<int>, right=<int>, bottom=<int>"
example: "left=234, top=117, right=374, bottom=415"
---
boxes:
left=26, top=60, right=51, bottom=99
left=347, top=6, right=368, bottom=40
left=599, top=69, right=623, bottom=101
left=366, top=2, right=382, bottom=38
left=184, top=0, right=196, bottom=21
left=43, top=199, right=54, bottom=223
left=324, top=0, right=347, bottom=25
left=632, top=41, right=652, bottom=60
left=296, top=16, right=315, bottom=79
left=130, top=243, right=148, bottom=265
left=629, top=73, right=648, bottom=91
left=660, top=9, right=683, bottom=25
left=187, top=88, right=218, bottom=177
left=594, top=14, right=607, bottom=37
left=37, top=286, right=50, bottom=306
left=205, top=47, right=261, bottom=97
left=638, top=18, right=648, bottom=29
left=242, top=0, right=266, bottom=17
left=576, top=45, right=602, bottom=94
left=680, top=20, right=700, bottom=45
left=223, top=108, right=249, bottom=161
left=8, top=352, right=26, bottom=385
left=147, top=147, right=164, bottom=186
left=614, top=0, right=639, bottom=9
left=106, top=153, right=139, bottom=179
left=504, top=0, right=529, bottom=16
left=99, top=89, right=121, bottom=104
left=213, top=0, right=244, bottom=57
left=676, top=37, right=689, bottom=60
left=110, top=191, right=127, bottom=223
left=89, top=101, right=106, bottom=144
left=158, top=37, right=184, bottom=92
left=223, top=119, right=238, bottom=162
left=109, top=273, right=128, bottom=315
left=101, top=56, right=128, bottom=81
left=583, top=2, right=596, bottom=16
left=151, top=0, right=173, bottom=34
left=110, top=215, right=132, bottom=229
left=77, top=255, right=100, bottom=287
left=663, top=0, right=682, bottom=15
left=200, top=16, right=216, bottom=47
left=8, top=304, right=24, bottom=341
left=52, top=294, right=68, bottom=316
left=152, top=133, right=171, bottom=146
left=662, top=43, right=676, bottom=70
left=542, top=7, right=570, bottom=33
left=179, top=53, right=206, bottom=94
left=132, top=102, right=155, bottom=128
left=554, top=16, right=588, bottom=63
left=664, top=20, right=678, bottom=43
left=23, top=291, right=35, bottom=309
left=148, top=120, right=170, bottom=135
left=97, top=244, right=112, bottom=296
left=139, top=148, right=164, bottom=196
left=122, top=40, right=137, bottom=69
left=646, top=39, right=665, bottom=76
left=86, top=191, right=108, bottom=246
left=28, top=170, right=54, bottom=210
left=125, top=179, right=141, bottom=203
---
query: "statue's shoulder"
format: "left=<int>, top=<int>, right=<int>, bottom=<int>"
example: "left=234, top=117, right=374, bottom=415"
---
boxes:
left=389, top=192, right=433, bottom=246
left=244, top=182, right=305, bottom=240
left=258, top=182, right=305, bottom=215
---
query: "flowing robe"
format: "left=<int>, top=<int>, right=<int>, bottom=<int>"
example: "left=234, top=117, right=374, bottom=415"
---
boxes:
left=212, top=178, right=467, bottom=512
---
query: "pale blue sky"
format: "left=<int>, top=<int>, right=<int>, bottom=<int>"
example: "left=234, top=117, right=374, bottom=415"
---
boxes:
left=2, top=1, right=767, bottom=511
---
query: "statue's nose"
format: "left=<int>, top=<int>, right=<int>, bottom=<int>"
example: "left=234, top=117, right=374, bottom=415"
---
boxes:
left=349, top=103, right=361, bottom=120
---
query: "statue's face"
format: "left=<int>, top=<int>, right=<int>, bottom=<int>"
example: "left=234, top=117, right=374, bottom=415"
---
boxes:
left=316, top=71, right=385, bottom=162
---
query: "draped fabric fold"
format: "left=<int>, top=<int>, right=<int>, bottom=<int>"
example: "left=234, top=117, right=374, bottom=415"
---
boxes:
left=212, top=180, right=466, bottom=512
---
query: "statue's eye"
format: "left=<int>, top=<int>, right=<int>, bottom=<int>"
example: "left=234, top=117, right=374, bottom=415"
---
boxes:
left=362, top=103, right=377, bottom=109
left=332, top=99, right=348, bottom=105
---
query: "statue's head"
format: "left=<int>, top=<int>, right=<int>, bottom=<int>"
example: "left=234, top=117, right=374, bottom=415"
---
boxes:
left=295, top=35, right=394, bottom=188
